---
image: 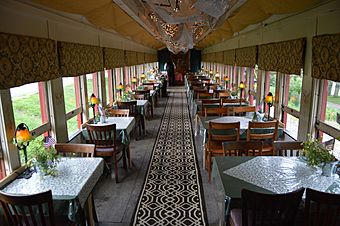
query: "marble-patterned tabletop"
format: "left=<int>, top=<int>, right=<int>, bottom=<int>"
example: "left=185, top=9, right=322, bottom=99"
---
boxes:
left=2, top=157, right=104, bottom=207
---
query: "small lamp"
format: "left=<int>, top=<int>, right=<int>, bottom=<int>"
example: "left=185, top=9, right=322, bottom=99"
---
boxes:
left=224, top=75, right=230, bottom=89
left=215, top=72, right=220, bottom=84
left=209, top=70, right=213, bottom=77
left=140, top=73, right=146, bottom=84
left=89, top=93, right=99, bottom=118
left=265, top=92, right=273, bottom=119
left=239, top=81, right=245, bottom=102
left=131, top=77, right=137, bottom=91
left=117, top=83, right=124, bottom=98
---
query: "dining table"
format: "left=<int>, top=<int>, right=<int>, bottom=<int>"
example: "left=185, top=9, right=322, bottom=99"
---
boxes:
left=212, top=156, right=340, bottom=225
left=198, top=116, right=284, bottom=168
left=1, top=157, right=104, bottom=226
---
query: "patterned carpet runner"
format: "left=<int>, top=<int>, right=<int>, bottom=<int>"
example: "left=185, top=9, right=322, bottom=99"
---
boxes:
left=133, top=90, right=206, bottom=225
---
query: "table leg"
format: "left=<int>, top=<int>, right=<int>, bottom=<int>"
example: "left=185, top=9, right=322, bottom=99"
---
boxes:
left=85, top=193, right=98, bottom=226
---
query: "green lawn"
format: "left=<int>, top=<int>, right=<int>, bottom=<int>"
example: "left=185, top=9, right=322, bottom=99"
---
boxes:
left=328, top=96, right=340, bottom=105
left=12, top=79, right=94, bottom=137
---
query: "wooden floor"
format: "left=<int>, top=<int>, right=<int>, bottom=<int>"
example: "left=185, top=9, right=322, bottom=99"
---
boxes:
left=94, top=87, right=219, bottom=225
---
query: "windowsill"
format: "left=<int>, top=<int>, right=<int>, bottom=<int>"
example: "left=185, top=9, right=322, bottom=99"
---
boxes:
left=68, top=130, right=82, bottom=143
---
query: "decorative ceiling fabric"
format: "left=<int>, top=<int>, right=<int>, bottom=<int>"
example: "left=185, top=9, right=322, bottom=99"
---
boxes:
left=258, top=38, right=306, bottom=75
left=58, top=41, right=103, bottom=76
left=312, top=33, right=340, bottom=82
left=196, top=0, right=320, bottom=48
left=32, top=0, right=163, bottom=49
left=0, top=32, right=58, bottom=89
left=235, top=46, right=257, bottom=67
left=223, top=49, right=236, bottom=65
left=103, top=47, right=125, bottom=69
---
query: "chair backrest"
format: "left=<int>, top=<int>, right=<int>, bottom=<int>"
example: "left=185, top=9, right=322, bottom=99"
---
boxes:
left=108, top=109, right=130, bottom=117
left=197, top=92, right=214, bottom=100
left=322, top=138, right=335, bottom=151
left=135, top=90, right=150, bottom=99
left=86, top=124, right=116, bottom=149
left=55, top=143, right=95, bottom=157
left=218, top=92, right=231, bottom=99
left=0, top=190, right=55, bottom=226
left=208, top=122, right=240, bottom=153
left=233, top=106, right=256, bottom=116
left=242, top=188, right=304, bottom=226
left=273, top=141, right=304, bottom=156
left=223, top=141, right=263, bottom=156
left=204, top=107, right=233, bottom=117
left=201, top=98, right=221, bottom=110
left=117, top=100, right=138, bottom=115
left=221, top=98, right=243, bottom=104
left=247, top=120, right=279, bottom=142
left=305, top=188, right=340, bottom=226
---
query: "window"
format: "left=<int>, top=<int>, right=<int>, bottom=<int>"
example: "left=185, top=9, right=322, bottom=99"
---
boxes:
left=10, top=82, right=48, bottom=131
left=10, top=82, right=50, bottom=165
left=264, top=71, right=277, bottom=118
left=62, top=77, right=82, bottom=137
left=280, top=74, right=303, bottom=139
left=105, top=70, right=113, bottom=105
left=316, top=80, right=340, bottom=160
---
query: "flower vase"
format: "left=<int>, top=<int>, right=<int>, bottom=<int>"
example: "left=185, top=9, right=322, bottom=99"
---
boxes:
left=100, top=115, right=107, bottom=123
left=321, top=161, right=338, bottom=177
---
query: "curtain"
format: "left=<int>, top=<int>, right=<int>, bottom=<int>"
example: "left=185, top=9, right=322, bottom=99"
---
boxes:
left=235, top=46, right=257, bottom=67
left=223, top=49, right=235, bottom=65
left=58, top=41, right=103, bottom=76
left=312, top=33, right=340, bottom=82
left=103, top=47, right=125, bottom=69
left=215, top=51, right=224, bottom=64
left=258, top=38, right=306, bottom=74
left=137, top=52, right=145, bottom=65
left=0, top=32, right=58, bottom=89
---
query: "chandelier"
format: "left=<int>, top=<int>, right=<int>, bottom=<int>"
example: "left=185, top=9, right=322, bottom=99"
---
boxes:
left=140, top=0, right=241, bottom=53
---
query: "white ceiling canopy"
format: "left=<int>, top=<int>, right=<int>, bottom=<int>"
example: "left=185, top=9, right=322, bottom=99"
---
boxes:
left=128, top=0, right=243, bottom=53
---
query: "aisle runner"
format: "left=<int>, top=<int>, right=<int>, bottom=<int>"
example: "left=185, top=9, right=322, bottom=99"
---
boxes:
left=133, top=90, right=206, bottom=225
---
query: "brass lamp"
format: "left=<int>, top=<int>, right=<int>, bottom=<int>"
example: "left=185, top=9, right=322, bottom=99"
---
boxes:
left=215, top=72, right=220, bottom=84
left=140, top=73, right=146, bottom=84
left=209, top=70, right=213, bottom=77
left=265, top=92, right=273, bottom=119
left=224, top=75, right=230, bottom=89
left=131, top=77, right=137, bottom=91
left=239, top=81, right=245, bottom=101
left=117, top=83, right=124, bottom=98
left=89, top=93, right=99, bottom=118
left=14, top=123, right=35, bottom=178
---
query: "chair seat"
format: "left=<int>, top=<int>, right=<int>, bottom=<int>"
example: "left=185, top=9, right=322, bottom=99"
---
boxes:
left=95, top=142, right=125, bottom=157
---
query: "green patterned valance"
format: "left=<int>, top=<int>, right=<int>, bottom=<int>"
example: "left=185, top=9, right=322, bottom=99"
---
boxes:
left=214, top=52, right=224, bottom=64
left=312, top=33, right=340, bottom=82
left=137, top=52, right=145, bottom=65
left=104, top=48, right=125, bottom=69
left=0, top=33, right=58, bottom=89
left=145, top=53, right=157, bottom=63
left=125, top=50, right=137, bottom=66
left=235, top=46, right=257, bottom=67
left=202, top=54, right=208, bottom=62
left=258, top=38, right=306, bottom=75
left=223, top=49, right=235, bottom=65
left=58, top=41, right=103, bottom=76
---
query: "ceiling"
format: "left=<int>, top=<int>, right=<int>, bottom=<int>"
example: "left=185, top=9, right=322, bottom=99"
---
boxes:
left=30, top=0, right=321, bottom=53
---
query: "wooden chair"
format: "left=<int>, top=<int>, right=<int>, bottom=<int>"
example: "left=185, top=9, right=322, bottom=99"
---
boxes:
left=304, top=188, right=340, bottom=226
left=86, top=124, right=126, bottom=183
left=207, top=121, right=240, bottom=181
left=222, top=141, right=263, bottom=156
left=204, top=107, right=233, bottom=117
left=107, top=109, right=130, bottom=117
left=230, top=188, right=304, bottom=226
left=0, top=190, right=58, bottom=226
left=55, top=143, right=95, bottom=157
left=198, top=98, right=221, bottom=116
left=273, top=141, right=304, bottom=156
left=117, top=100, right=144, bottom=137
left=232, top=106, right=256, bottom=116
left=246, top=120, right=279, bottom=155
left=218, top=92, right=231, bottom=99
left=197, top=92, right=214, bottom=100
